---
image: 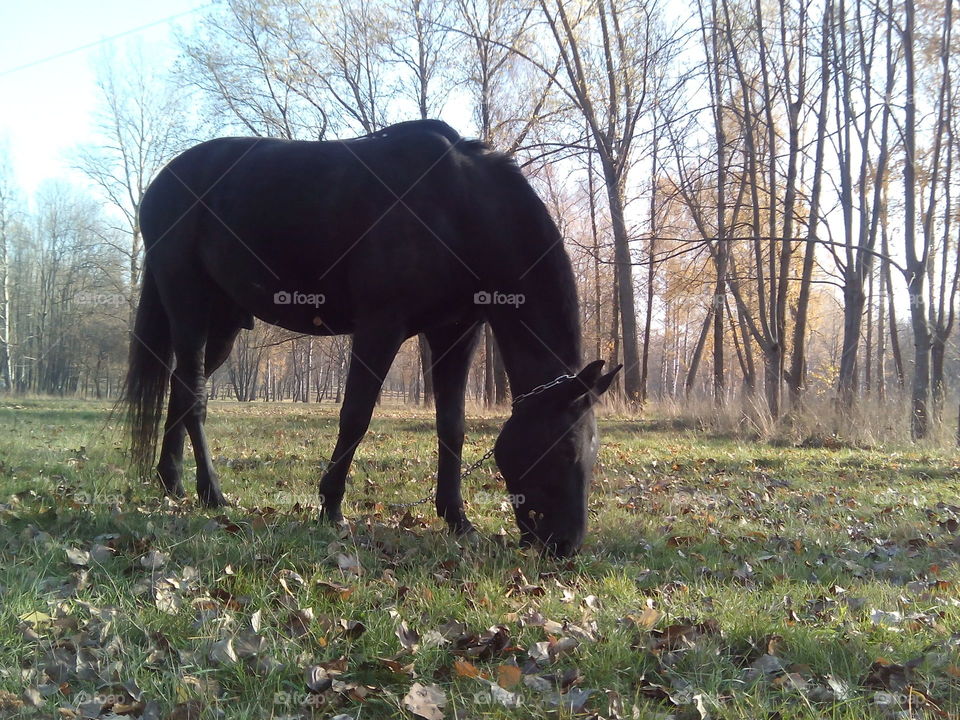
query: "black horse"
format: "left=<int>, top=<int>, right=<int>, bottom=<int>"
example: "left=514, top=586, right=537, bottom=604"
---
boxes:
left=125, top=119, right=619, bottom=557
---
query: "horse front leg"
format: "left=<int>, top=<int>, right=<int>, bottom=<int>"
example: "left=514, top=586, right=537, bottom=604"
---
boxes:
left=319, top=329, right=404, bottom=523
left=426, top=322, right=482, bottom=534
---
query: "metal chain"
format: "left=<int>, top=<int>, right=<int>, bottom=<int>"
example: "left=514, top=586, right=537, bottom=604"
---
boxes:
left=511, top=373, right=577, bottom=406
left=386, top=374, right=572, bottom=512
left=460, top=444, right=498, bottom=478
left=387, top=445, right=497, bottom=511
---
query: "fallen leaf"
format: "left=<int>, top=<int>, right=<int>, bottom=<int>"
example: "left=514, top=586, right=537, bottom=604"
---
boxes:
left=208, top=637, right=237, bottom=664
left=140, top=551, right=169, bottom=571
left=340, top=618, right=366, bottom=638
left=277, top=569, right=305, bottom=595
left=477, top=680, right=521, bottom=708
left=283, top=608, right=314, bottom=638
left=90, top=544, right=115, bottom=563
left=453, top=659, right=481, bottom=678
left=869, top=609, right=903, bottom=627
left=336, top=553, right=362, bottom=576
left=396, top=621, right=420, bottom=652
left=21, top=688, right=42, bottom=707
left=19, top=610, right=53, bottom=626
left=403, top=682, right=446, bottom=720
left=316, top=581, right=353, bottom=600
left=497, top=664, right=522, bottom=689
left=544, top=687, right=594, bottom=712
left=305, top=665, right=333, bottom=693
left=233, top=632, right=266, bottom=658
left=65, top=547, right=90, bottom=567
left=744, top=654, right=783, bottom=682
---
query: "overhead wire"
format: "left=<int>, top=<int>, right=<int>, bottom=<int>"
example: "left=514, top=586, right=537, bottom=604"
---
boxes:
left=0, top=4, right=212, bottom=78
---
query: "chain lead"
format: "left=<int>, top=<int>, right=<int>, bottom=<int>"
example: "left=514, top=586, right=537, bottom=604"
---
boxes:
left=387, top=374, right=572, bottom=511
left=387, top=445, right=497, bottom=511
left=511, top=373, right=577, bottom=406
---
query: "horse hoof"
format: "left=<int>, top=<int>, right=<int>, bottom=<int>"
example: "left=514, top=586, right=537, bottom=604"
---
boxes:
left=448, top=519, right=476, bottom=537
left=200, top=492, right=231, bottom=508
left=164, top=486, right=186, bottom=499
left=319, top=507, right=344, bottom=525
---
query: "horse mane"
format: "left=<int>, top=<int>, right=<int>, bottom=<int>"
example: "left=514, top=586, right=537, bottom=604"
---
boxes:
left=368, top=122, right=581, bottom=362
left=460, top=137, right=583, bottom=364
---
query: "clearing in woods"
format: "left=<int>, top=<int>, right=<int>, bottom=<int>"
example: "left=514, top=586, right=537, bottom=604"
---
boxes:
left=0, top=399, right=959, bottom=719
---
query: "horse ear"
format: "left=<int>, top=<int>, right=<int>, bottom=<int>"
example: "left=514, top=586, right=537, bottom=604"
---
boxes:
left=566, top=360, right=619, bottom=405
left=576, top=359, right=606, bottom=388
left=593, top=364, right=622, bottom=397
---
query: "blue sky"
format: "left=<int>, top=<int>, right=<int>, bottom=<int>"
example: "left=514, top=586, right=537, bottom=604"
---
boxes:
left=0, top=1, right=208, bottom=195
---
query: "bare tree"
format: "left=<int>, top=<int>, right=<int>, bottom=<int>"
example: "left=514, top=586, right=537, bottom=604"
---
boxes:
left=0, top=150, right=16, bottom=390
left=179, top=0, right=329, bottom=138
left=788, top=0, right=832, bottom=404
left=389, top=0, right=457, bottom=118
left=76, top=47, right=190, bottom=327
left=456, top=0, right=558, bottom=404
left=919, top=0, right=957, bottom=422
left=535, top=0, right=673, bottom=402
left=902, top=0, right=931, bottom=439
left=279, top=0, right=394, bottom=133
left=828, top=0, right=895, bottom=409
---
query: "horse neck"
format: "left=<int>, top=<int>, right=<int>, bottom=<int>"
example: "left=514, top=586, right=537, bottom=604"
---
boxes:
left=484, top=258, right=582, bottom=397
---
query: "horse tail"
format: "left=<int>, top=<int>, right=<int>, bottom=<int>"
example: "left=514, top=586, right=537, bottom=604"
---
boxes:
left=124, top=269, right=172, bottom=480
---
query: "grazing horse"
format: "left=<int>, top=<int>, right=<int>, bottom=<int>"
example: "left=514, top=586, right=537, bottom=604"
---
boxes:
left=125, top=119, right=620, bottom=556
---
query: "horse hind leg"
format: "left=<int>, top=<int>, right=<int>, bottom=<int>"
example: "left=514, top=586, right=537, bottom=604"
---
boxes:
left=153, top=274, right=230, bottom=508
left=155, top=304, right=247, bottom=501
left=205, top=308, right=252, bottom=379
left=156, top=378, right=188, bottom=498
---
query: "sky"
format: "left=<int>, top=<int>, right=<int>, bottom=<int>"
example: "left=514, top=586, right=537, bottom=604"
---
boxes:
left=0, top=1, right=209, bottom=196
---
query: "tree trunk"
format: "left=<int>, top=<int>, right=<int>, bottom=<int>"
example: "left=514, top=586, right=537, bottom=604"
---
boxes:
left=418, top=334, right=433, bottom=406
left=603, top=163, right=641, bottom=402
left=609, top=271, right=621, bottom=394
left=764, top=344, right=782, bottom=419
left=930, top=334, right=946, bottom=420
left=837, top=281, right=865, bottom=406
left=877, top=262, right=886, bottom=399
left=640, top=128, right=658, bottom=404
left=484, top=324, right=495, bottom=406
left=865, top=269, right=874, bottom=394
left=493, top=339, right=508, bottom=404
left=881, top=221, right=905, bottom=388
left=903, top=0, right=930, bottom=439
left=711, top=267, right=726, bottom=407
left=685, top=305, right=714, bottom=396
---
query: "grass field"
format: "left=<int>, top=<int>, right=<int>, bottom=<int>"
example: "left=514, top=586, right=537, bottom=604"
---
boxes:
left=1, top=398, right=959, bottom=719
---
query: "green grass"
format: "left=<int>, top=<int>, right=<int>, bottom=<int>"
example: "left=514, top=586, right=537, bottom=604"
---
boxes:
left=1, top=398, right=959, bottom=719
